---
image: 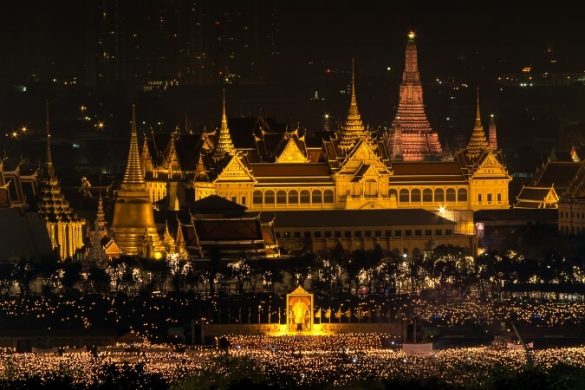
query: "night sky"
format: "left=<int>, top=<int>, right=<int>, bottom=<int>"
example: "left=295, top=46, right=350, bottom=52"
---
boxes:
left=0, top=1, right=584, bottom=151
left=1, top=1, right=584, bottom=84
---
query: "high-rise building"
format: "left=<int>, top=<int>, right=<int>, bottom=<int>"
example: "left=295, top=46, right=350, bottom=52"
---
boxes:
left=87, top=0, right=278, bottom=87
left=387, top=32, right=442, bottom=161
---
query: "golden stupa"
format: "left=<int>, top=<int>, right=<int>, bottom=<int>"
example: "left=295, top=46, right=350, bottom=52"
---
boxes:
left=111, top=106, right=164, bottom=258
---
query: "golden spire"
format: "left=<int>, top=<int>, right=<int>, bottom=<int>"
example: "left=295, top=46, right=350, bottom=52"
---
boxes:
left=45, top=101, right=55, bottom=178
left=338, top=58, right=368, bottom=154
left=474, top=87, right=482, bottom=128
left=122, top=105, right=145, bottom=186
left=466, top=87, right=489, bottom=158
left=141, top=133, right=154, bottom=174
left=213, top=89, right=236, bottom=162
left=195, top=153, right=209, bottom=181
left=163, top=132, right=181, bottom=172
left=349, top=57, right=358, bottom=116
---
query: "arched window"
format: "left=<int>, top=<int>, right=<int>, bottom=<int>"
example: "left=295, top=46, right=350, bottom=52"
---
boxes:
left=399, top=189, right=409, bottom=203
left=312, top=190, right=322, bottom=203
left=265, top=191, right=275, bottom=204
left=457, top=188, right=468, bottom=202
left=388, top=189, right=398, bottom=200
left=434, top=188, right=444, bottom=202
left=423, top=189, right=432, bottom=202
left=277, top=190, right=287, bottom=204
left=324, top=190, right=334, bottom=203
left=288, top=190, right=298, bottom=204
left=300, top=190, right=310, bottom=203
left=411, top=189, right=421, bottom=202
left=446, top=188, right=456, bottom=202
left=253, top=191, right=263, bottom=204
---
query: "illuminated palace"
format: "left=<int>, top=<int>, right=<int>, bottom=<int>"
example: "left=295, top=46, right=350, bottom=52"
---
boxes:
left=115, top=33, right=510, bottom=257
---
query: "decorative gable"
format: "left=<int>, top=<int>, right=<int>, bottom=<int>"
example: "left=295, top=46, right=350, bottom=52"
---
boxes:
left=337, top=141, right=392, bottom=177
left=545, top=187, right=559, bottom=203
left=214, top=155, right=256, bottom=183
left=472, top=152, right=510, bottom=178
left=276, top=137, right=308, bottom=163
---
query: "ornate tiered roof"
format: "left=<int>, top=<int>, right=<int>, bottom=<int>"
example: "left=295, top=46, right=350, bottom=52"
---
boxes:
left=389, top=31, right=442, bottom=161
left=212, top=90, right=236, bottom=163
left=465, top=88, right=489, bottom=159
left=337, top=59, right=369, bottom=154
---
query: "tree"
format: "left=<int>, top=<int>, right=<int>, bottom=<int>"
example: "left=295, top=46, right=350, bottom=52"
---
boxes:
left=227, top=257, right=251, bottom=295
left=11, top=257, right=37, bottom=296
left=88, top=264, right=110, bottom=294
left=205, top=247, right=223, bottom=296
left=61, top=259, right=82, bottom=295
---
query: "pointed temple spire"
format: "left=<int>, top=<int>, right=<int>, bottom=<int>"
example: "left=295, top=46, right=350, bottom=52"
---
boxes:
left=488, top=113, right=498, bottom=150
left=195, top=153, right=209, bottom=181
left=390, top=31, right=442, bottom=161
left=474, top=87, right=483, bottom=129
left=213, top=89, right=236, bottom=162
left=338, top=58, right=369, bottom=154
left=141, top=133, right=154, bottom=174
left=38, top=101, right=85, bottom=260
left=111, top=105, right=164, bottom=257
left=163, top=132, right=181, bottom=173
left=96, top=192, right=107, bottom=237
left=403, top=31, right=420, bottom=83
left=466, top=88, right=489, bottom=158
left=122, top=105, right=145, bottom=186
left=45, top=101, right=55, bottom=178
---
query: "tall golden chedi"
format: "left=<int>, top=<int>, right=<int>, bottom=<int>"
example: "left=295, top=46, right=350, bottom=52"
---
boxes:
left=388, top=31, right=442, bottom=161
left=111, top=106, right=164, bottom=258
left=37, top=103, right=85, bottom=260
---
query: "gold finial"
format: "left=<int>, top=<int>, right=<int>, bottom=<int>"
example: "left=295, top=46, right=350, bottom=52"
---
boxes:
left=122, top=105, right=145, bottom=185
left=350, top=57, right=357, bottom=107
left=131, top=104, right=137, bottom=136
left=475, top=87, right=482, bottom=127
left=221, top=88, right=228, bottom=128
left=408, top=30, right=416, bottom=40
left=45, top=100, right=55, bottom=178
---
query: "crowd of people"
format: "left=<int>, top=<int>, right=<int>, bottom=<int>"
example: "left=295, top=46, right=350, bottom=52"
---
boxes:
left=1, top=339, right=585, bottom=387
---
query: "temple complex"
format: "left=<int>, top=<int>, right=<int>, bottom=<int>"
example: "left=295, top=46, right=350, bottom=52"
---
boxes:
left=101, top=33, right=512, bottom=258
left=135, top=70, right=509, bottom=258
left=387, top=31, right=442, bottom=161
